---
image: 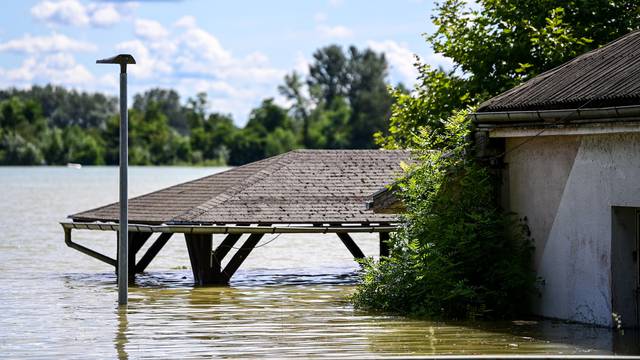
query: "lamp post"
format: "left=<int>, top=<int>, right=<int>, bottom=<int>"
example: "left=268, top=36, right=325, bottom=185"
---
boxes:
left=97, top=54, right=136, bottom=306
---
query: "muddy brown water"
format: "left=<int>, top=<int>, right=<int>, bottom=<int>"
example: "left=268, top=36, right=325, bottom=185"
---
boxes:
left=1, top=167, right=638, bottom=358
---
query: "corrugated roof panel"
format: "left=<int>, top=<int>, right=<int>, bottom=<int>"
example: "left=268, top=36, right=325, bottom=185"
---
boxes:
left=478, top=30, right=640, bottom=112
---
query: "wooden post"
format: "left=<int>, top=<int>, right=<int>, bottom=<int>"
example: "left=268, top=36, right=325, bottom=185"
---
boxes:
left=184, top=233, right=224, bottom=285
left=337, top=233, right=365, bottom=259
left=379, top=231, right=390, bottom=258
left=127, top=232, right=151, bottom=282
left=184, top=232, right=265, bottom=285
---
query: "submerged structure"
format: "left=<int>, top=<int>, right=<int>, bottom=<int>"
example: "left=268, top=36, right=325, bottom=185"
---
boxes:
left=472, top=30, right=640, bottom=327
left=63, top=149, right=410, bottom=285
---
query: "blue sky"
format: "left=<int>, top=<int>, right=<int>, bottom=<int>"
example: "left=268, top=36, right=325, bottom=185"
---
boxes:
left=0, top=0, right=451, bottom=125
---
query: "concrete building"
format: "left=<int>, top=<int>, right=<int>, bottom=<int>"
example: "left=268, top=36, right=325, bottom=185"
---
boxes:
left=473, top=31, right=640, bottom=327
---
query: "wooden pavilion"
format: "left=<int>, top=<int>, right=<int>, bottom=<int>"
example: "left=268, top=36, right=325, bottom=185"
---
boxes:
left=62, top=149, right=411, bottom=285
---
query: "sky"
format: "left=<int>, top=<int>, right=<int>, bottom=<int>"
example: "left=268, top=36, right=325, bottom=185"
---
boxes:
left=0, top=0, right=451, bottom=126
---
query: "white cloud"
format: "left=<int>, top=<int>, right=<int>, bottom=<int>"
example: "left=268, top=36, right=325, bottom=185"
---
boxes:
left=91, top=4, right=121, bottom=27
left=367, top=40, right=455, bottom=85
left=0, top=53, right=95, bottom=88
left=174, top=15, right=197, bottom=29
left=31, top=0, right=128, bottom=27
left=106, top=16, right=287, bottom=124
left=328, top=0, right=344, bottom=7
left=425, top=52, right=455, bottom=71
left=115, top=40, right=172, bottom=79
left=0, top=33, right=97, bottom=54
left=367, top=40, right=418, bottom=84
left=293, top=52, right=309, bottom=75
left=135, top=18, right=169, bottom=40
left=31, top=0, right=90, bottom=26
left=317, top=25, right=353, bottom=38
left=10, top=8, right=287, bottom=125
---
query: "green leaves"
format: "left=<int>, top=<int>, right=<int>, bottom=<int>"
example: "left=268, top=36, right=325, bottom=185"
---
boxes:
left=380, top=0, right=640, bottom=149
left=353, top=109, right=536, bottom=320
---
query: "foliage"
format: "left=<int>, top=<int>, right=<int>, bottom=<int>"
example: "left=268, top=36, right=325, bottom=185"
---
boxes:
left=379, top=0, right=640, bottom=148
left=281, top=45, right=394, bottom=150
left=0, top=84, right=117, bottom=129
left=353, top=109, right=536, bottom=319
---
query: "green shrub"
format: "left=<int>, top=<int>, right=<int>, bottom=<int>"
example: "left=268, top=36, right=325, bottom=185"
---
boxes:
left=352, top=109, right=536, bottom=319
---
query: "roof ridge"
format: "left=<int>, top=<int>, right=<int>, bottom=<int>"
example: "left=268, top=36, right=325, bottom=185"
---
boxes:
left=170, top=152, right=292, bottom=223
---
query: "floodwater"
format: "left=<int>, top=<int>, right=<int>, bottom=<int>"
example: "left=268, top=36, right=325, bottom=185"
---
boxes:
left=0, top=166, right=638, bottom=358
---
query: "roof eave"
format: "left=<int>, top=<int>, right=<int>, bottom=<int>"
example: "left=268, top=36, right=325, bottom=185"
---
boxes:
left=471, top=104, right=640, bottom=126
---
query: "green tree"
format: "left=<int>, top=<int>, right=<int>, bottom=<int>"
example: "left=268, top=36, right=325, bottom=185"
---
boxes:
left=62, top=126, right=105, bottom=165
left=308, top=97, right=351, bottom=149
left=281, top=45, right=393, bottom=150
left=308, top=45, right=349, bottom=106
left=278, top=72, right=311, bottom=147
left=346, top=46, right=393, bottom=148
left=133, top=88, right=188, bottom=134
left=353, top=110, right=535, bottom=319
left=380, top=0, right=640, bottom=148
left=228, top=99, right=299, bottom=165
left=0, top=85, right=117, bottom=129
left=190, top=112, right=237, bottom=164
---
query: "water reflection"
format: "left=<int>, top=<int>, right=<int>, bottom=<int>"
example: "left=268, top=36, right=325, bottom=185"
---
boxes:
left=115, top=307, right=129, bottom=360
left=103, top=269, right=640, bottom=358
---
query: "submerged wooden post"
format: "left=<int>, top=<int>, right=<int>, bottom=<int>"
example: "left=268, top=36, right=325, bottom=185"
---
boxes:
left=127, top=232, right=152, bottom=282
left=184, top=234, right=220, bottom=285
left=379, top=232, right=390, bottom=258
left=184, top=231, right=266, bottom=285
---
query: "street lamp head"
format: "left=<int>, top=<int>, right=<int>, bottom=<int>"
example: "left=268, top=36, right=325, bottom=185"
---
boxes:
left=96, top=54, right=136, bottom=73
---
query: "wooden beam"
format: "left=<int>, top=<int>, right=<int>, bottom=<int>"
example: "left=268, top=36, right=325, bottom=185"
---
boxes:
left=128, top=232, right=152, bottom=282
left=337, top=233, right=365, bottom=259
left=379, top=232, right=390, bottom=258
left=222, top=233, right=264, bottom=281
left=185, top=233, right=226, bottom=285
left=135, top=233, right=172, bottom=273
left=211, top=233, right=242, bottom=267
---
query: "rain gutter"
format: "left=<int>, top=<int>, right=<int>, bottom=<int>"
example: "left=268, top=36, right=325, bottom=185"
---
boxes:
left=470, top=104, right=640, bottom=125
left=60, top=222, right=398, bottom=234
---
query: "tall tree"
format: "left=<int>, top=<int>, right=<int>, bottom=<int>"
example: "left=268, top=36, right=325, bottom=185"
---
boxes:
left=380, top=0, right=640, bottom=148
left=281, top=44, right=393, bottom=150
left=307, top=45, right=349, bottom=106
left=346, top=46, right=393, bottom=148
left=278, top=72, right=311, bottom=147
left=133, top=88, right=188, bottom=134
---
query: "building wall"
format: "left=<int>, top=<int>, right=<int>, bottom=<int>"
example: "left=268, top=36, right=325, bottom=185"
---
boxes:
left=504, top=131, right=640, bottom=326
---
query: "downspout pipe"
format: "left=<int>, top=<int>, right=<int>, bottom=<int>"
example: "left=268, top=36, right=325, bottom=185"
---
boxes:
left=470, top=104, right=640, bottom=125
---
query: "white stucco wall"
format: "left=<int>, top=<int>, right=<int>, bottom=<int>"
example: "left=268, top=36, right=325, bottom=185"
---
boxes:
left=503, top=131, right=640, bottom=326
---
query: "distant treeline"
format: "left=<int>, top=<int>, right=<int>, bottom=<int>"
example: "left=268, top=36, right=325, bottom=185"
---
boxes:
left=0, top=44, right=398, bottom=166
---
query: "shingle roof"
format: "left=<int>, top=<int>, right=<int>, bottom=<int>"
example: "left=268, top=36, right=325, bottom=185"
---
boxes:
left=478, top=30, right=640, bottom=113
left=70, top=149, right=411, bottom=225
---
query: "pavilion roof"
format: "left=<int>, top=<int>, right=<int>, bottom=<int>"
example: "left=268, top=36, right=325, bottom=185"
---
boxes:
left=70, top=149, right=412, bottom=225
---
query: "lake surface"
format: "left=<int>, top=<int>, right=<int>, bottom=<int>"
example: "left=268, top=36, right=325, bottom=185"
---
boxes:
left=1, top=166, right=638, bottom=358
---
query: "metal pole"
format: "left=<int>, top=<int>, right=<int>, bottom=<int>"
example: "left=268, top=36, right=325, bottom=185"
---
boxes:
left=117, top=69, right=128, bottom=305
left=96, top=54, right=135, bottom=306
